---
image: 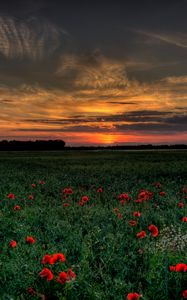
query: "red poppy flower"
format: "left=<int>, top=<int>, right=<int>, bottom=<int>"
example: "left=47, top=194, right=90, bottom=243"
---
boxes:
left=39, top=180, right=45, bottom=185
left=31, top=184, right=36, bottom=188
left=181, top=217, right=187, bottom=222
left=66, top=268, right=76, bottom=281
left=97, top=187, right=103, bottom=193
left=182, top=290, right=187, bottom=298
left=39, top=268, right=53, bottom=281
left=42, top=254, right=52, bottom=264
left=13, top=205, right=21, bottom=211
left=118, top=193, right=131, bottom=201
left=81, top=195, right=89, bottom=202
left=7, top=193, right=15, bottom=199
left=28, top=195, right=34, bottom=200
left=117, top=213, right=123, bottom=219
left=51, top=253, right=66, bottom=264
left=129, top=220, right=137, bottom=226
left=178, top=202, right=185, bottom=208
left=9, top=240, right=17, bottom=248
left=28, top=287, right=36, bottom=296
left=63, top=203, right=70, bottom=207
left=56, top=271, right=67, bottom=284
left=120, top=200, right=126, bottom=205
left=78, top=201, right=84, bottom=206
left=137, top=190, right=153, bottom=201
left=159, top=191, right=166, bottom=196
left=136, top=231, right=146, bottom=239
left=127, top=292, right=141, bottom=300
left=26, top=236, right=36, bottom=244
left=169, top=266, right=176, bottom=272
left=133, top=212, right=141, bottom=217
left=148, top=224, right=159, bottom=237
left=175, top=263, right=187, bottom=272
left=63, top=188, right=73, bottom=195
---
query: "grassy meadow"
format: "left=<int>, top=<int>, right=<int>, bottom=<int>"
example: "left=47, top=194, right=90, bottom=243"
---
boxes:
left=0, top=150, right=186, bottom=300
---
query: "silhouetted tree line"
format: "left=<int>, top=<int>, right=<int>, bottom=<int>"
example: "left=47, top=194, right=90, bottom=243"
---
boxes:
left=0, top=140, right=65, bottom=151
left=0, top=140, right=186, bottom=151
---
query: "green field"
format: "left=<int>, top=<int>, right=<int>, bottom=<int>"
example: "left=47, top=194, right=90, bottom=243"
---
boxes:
left=0, top=151, right=187, bottom=300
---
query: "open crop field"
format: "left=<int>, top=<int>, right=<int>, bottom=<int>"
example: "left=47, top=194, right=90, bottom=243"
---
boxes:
left=0, top=150, right=187, bottom=300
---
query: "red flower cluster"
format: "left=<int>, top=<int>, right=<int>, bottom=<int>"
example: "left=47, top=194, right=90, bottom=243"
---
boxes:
left=181, top=217, right=187, bottom=222
left=78, top=195, right=90, bottom=206
left=63, top=188, right=73, bottom=195
left=42, top=253, right=66, bottom=265
left=135, top=190, right=153, bottom=203
left=169, top=263, right=187, bottom=272
left=57, top=268, right=76, bottom=284
left=118, top=193, right=131, bottom=201
left=127, top=292, right=141, bottom=300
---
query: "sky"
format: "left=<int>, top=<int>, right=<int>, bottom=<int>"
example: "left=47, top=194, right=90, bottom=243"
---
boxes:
left=0, top=0, right=187, bottom=145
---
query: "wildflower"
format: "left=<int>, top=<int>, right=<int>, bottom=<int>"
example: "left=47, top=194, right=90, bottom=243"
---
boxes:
left=39, top=180, right=45, bottom=185
left=181, top=217, right=187, bottom=222
left=63, top=188, right=73, bottom=195
left=117, top=213, right=123, bottom=219
left=7, top=193, right=15, bottom=199
left=129, top=220, right=137, bottom=226
left=182, top=290, right=187, bottom=298
left=39, top=268, right=53, bottom=281
left=178, top=202, right=185, bottom=208
left=63, top=203, right=70, bottom=207
left=50, top=253, right=66, bottom=264
left=159, top=191, right=166, bottom=196
left=136, top=231, right=146, bottom=239
left=97, top=187, right=103, bottom=193
left=148, top=224, right=159, bottom=237
left=13, top=205, right=21, bottom=210
left=127, top=292, right=141, bottom=300
left=31, top=184, right=36, bottom=188
left=26, top=236, right=36, bottom=244
left=175, top=263, right=187, bottom=272
left=153, top=182, right=161, bottom=188
left=133, top=212, right=141, bottom=218
left=120, top=200, right=126, bottom=205
left=28, top=195, right=34, bottom=200
left=118, top=193, right=131, bottom=201
left=169, top=266, right=176, bottom=272
left=9, top=240, right=17, bottom=248
left=78, top=201, right=84, bottom=206
left=56, top=271, right=67, bottom=284
left=42, top=254, right=52, bottom=264
left=81, top=195, right=89, bottom=203
left=28, top=287, right=36, bottom=296
left=137, top=190, right=153, bottom=201
left=66, top=268, right=76, bottom=281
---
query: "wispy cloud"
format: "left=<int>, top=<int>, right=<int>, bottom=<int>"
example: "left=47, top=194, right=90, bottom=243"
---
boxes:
left=133, top=29, right=187, bottom=49
left=0, top=16, right=68, bottom=60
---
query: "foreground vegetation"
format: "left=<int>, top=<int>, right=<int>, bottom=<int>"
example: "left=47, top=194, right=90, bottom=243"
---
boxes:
left=0, top=150, right=186, bottom=300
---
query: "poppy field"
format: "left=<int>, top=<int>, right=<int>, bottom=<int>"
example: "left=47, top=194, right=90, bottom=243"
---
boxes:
left=0, top=150, right=187, bottom=300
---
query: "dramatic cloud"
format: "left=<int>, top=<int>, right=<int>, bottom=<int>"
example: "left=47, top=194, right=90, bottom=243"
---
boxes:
left=0, top=15, right=67, bottom=60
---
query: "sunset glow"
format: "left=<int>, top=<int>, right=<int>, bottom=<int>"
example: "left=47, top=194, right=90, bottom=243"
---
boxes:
left=0, top=1, right=186, bottom=145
